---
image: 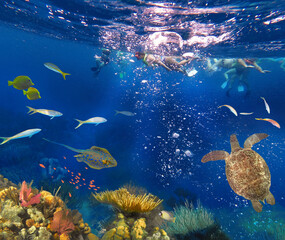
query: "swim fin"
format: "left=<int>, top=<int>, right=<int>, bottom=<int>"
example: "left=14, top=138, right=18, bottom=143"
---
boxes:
left=221, top=80, right=228, bottom=89
left=238, top=84, right=245, bottom=92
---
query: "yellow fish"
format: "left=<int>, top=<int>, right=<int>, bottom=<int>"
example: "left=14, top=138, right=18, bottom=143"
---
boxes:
left=43, top=138, right=117, bottom=170
left=44, top=63, right=71, bottom=80
left=8, top=76, right=34, bottom=90
left=159, top=211, right=176, bottom=223
left=23, top=87, right=41, bottom=100
left=0, top=128, right=41, bottom=145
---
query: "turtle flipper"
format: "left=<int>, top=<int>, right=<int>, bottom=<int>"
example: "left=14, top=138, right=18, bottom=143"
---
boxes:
left=251, top=200, right=263, bottom=212
left=230, top=134, right=241, bottom=152
left=201, top=151, right=229, bottom=163
left=244, top=133, right=268, bottom=149
left=265, top=191, right=275, bottom=205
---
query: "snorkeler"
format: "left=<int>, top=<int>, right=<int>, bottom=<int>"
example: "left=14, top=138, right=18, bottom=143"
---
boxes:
left=207, top=58, right=270, bottom=97
left=135, top=52, right=197, bottom=76
left=223, top=58, right=270, bottom=97
left=91, top=48, right=111, bottom=76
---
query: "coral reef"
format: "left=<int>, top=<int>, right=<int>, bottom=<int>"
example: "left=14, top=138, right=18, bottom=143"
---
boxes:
left=101, top=213, right=170, bottom=240
left=166, top=201, right=230, bottom=240
left=0, top=177, right=99, bottom=240
left=93, top=188, right=163, bottom=213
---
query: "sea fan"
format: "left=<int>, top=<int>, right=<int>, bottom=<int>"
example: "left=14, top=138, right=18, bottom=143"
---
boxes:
left=19, top=181, right=41, bottom=207
left=50, top=209, right=75, bottom=235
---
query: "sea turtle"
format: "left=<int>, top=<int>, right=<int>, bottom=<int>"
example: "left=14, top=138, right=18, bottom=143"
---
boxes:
left=201, top=133, right=275, bottom=212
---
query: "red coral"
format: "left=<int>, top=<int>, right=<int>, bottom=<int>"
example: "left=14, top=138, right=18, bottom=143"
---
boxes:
left=50, top=210, right=75, bottom=235
left=19, top=181, right=41, bottom=207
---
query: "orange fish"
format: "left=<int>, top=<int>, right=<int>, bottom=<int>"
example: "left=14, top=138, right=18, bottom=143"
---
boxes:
left=82, top=178, right=85, bottom=181
left=64, top=166, right=67, bottom=169
left=63, top=156, right=66, bottom=159
left=61, top=180, right=64, bottom=183
left=67, top=170, right=70, bottom=172
left=53, top=168, right=56, bottom=170
left=78, top=173, right=81, bottom=176
left=85, top=167, right=88, bottom=170
left=68, top=192, right=72, bottom=197
left=39, top=164, right=46, bottom=168
left=255, top=118, right=280, bottom=128
left=75, top=186, right=79, bottom=189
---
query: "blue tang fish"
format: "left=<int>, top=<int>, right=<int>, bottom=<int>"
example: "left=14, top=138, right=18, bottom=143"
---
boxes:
left=43, top=138, right=117, bottom=169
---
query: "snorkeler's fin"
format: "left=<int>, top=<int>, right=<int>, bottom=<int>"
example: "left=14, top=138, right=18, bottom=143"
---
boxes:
left=221, top=80, right=228, bottom=89
left=238, top=84, right=245, bottom=92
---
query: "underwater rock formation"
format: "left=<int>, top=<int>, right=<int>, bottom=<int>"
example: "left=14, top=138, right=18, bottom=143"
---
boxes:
left=0, top=177, right=99, bottom=240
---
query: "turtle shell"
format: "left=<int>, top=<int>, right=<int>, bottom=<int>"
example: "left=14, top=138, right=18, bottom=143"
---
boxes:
left=226, top=148, right=271, bottom=201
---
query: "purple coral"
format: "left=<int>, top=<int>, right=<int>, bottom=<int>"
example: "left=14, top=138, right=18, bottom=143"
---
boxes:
left=50, top=210, right=75, bottom=235
left=19, top=181, right=41, bottom=207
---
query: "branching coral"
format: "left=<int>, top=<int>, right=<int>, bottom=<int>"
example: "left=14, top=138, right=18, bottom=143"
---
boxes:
left=93, top=188, right=163, bottom=213
left=0, top=186, right=19, bottom=205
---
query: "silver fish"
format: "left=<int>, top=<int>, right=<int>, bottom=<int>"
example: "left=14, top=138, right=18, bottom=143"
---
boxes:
left=0, top=128, right=41, bottom=145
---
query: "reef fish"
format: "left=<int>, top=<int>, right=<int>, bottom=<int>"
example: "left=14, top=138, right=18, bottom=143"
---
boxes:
left=23, top=87, right=41, bottom=100
left=8, top=76, right=34, bottom=90
left=43, top=138, right=117, bottom=170
left=255, top=118, right=280, bottom=129
left=27, top=106, right=63, bottom=119
left=218, top=104, right=238, bottom=116
left=44, top=62, right=71, bottom=80
left=75, top=117, right=107, bottom=129
left=261, top=97, right=270, bottom=114
left=159, top=211, right=176, bottom=223
left=115, top=110, right=135, bottom=116
left=0, top=128, right=41, bottom=145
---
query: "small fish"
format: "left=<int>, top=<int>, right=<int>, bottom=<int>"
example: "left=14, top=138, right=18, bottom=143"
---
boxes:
left=43, top=138, right=117, bottom=170
left=39, top=164, right=46, bottom=168
left=68, top=192, right=72, bottom=197
left=261, top=97, right=270, bottom=114
left=44, top=62, right=71, bottom=80
left=61, top=180, right=64, bottom=183
left=8, top=76, right=34, bottom=90
left=159, top=210, right=176, bottom=223
left=0, top=128, right=41, bottom=145
left=23, top=87, right=41, bottom=100
left=115, top=110, right=135, bottom=116
left=27, top=106, right=62, bottom=119
left=240, top=112, right=254, bottom=115
left=75, top=117, right=107, bottom=129
left=218, top=105, right=238, bottom=116
left=255, top=118, right=280, bottom=129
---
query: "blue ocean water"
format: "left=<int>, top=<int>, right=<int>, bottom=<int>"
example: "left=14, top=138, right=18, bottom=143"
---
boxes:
left=0, top=1, right=285, bottom=239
